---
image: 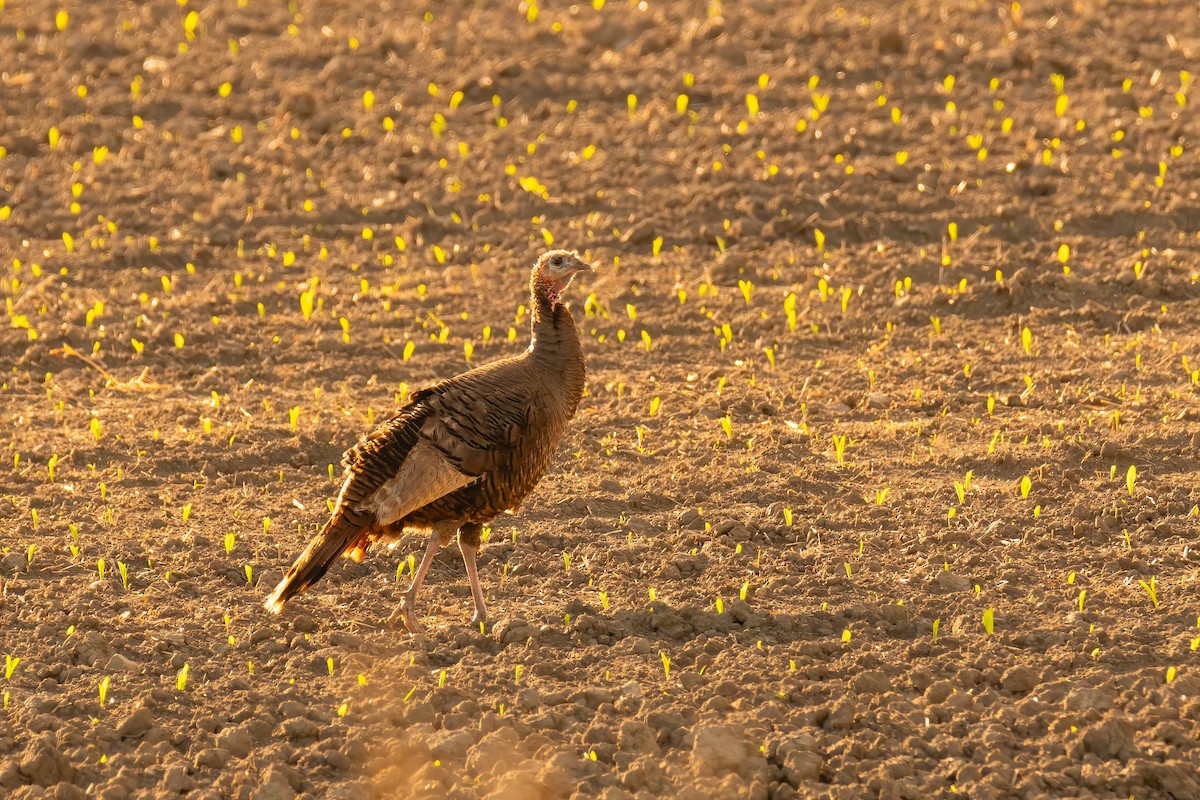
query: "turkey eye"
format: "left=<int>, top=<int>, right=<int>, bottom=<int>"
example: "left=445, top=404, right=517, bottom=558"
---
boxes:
left=550, top=257, right=563, bottom=269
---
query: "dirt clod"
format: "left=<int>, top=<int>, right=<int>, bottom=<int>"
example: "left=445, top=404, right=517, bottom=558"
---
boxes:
left=216, top=727, right=253, bottom=759
left=691, top=724, right=752, bottom=776
left=250, top=766, right=296, bottom=800
left=1065, top=688, right=1114, bottom=713
left=1082, top=717, right=1136, bottom=760
left=3, top=2, right=1200, bottom=798
left=17, top=736, right=74, bottom=787
left=115, top=709, right=154, bottom=740
left=848, top=670, right=890, bottom=694
left=935, top=571, right=972, bottom=592
left=1000, top=666, right=1039, bottom=694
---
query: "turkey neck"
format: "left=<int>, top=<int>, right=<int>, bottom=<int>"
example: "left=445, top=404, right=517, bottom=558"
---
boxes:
left=528, top=278, right=585, bottom=403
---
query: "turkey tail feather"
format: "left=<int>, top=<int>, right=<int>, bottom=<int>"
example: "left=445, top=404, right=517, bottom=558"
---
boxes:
left=263, top=513, right=363, bottom=613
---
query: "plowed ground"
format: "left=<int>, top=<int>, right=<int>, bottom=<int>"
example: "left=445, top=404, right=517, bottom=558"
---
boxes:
left=3, top=2, right=1200, bottom=798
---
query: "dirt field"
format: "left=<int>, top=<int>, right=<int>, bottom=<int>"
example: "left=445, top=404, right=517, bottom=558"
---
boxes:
left=3, top=1, right=1200, bottom=798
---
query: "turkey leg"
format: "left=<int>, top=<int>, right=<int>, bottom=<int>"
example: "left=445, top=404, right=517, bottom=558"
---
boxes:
left=458, top=522, right=487, bottom=627
left=392, top=521, right=455, bottom=633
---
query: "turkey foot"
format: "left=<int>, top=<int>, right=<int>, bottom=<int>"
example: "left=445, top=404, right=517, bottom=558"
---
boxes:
left=390, top=595, right=426, bottom=635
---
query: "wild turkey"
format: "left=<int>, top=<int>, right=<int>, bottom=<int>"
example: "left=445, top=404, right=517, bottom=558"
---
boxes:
left=264, top=249, right=593, bottom=632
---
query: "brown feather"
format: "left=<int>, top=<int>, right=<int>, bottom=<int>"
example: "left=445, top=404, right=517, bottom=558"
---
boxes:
left=263, top=511, right=366, bottom=612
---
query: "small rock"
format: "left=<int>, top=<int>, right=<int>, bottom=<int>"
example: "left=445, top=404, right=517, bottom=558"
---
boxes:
left=1000, top=666, right=1038, bottom=694
left=104, top=654, right=142, bottom=674
left=691, top=724, right=749, bottom=775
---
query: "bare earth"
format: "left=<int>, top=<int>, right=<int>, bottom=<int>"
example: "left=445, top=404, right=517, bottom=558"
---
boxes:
left=3, top=1, right=1200, bottom=798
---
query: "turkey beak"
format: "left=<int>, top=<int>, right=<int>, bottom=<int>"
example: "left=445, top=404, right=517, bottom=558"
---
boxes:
left=576, top=261, right=596, bottom=275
